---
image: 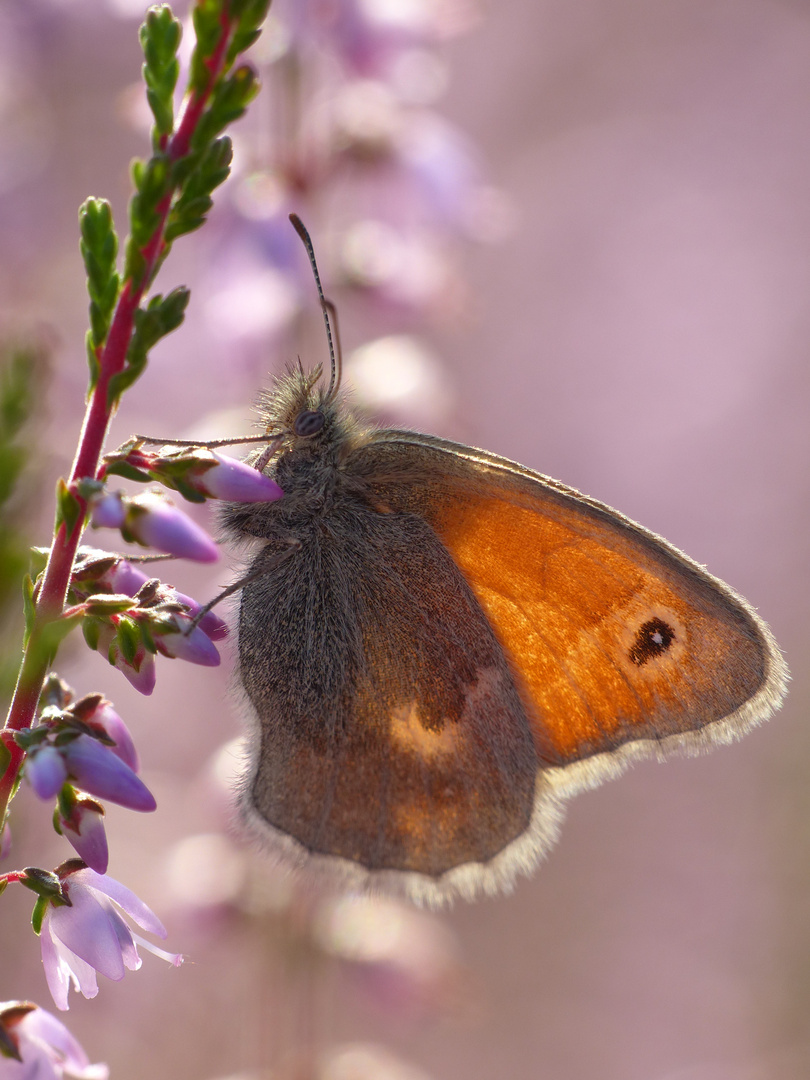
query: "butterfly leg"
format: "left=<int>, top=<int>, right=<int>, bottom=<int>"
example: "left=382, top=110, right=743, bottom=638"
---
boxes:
left=187, top=537, right=302, bottom=630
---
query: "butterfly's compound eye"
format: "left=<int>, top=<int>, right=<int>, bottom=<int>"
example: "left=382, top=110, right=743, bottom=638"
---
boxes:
left=294, top=409, right=325, bottom=437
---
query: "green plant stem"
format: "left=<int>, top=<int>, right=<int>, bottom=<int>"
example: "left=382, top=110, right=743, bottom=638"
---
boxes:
left=0, top=5, right=241, bottom=828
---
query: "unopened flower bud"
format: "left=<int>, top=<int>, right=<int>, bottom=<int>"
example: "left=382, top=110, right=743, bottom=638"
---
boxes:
left=27, top=746, right=69, bottom=801
left=155, top=614, right=221, bottom=667
left=61, top=735, right=156, bottom=813
left=58, top=796, right=109, bottom=874
left=126, top=492, right=219, bottom=562
left=188, top=452, right=283, bottom=503
left=91, top=490, right=219, bottom=563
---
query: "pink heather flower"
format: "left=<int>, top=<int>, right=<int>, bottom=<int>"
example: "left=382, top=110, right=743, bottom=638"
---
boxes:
left=88, top=492, right=125, bottom=530
left=126, top=492, right=219, bottom=562
left=58, top=798, right=109, bottom=875
left=173, top=591, right=228, bottom=641
left=0, top=1001, right=108, bottom=1078
left=91, top=491, right=219, bottom=563
left=26, top=734, right=156, bottom=814
left=102, top=558, right=150, bottom=596
left=61, top=736, right=156, bottom=813
left=289, top=0, right=443, bottom=78
left=111, top=642, right=156, bottom=694
left=40, top=867, right=183, bottom=1011
left=26, top=747, right=68, bottom=801
left=96, top=625, right=156, bottom=696
left=108, top=571, right=228, bottom=644
left=154, top=615, right=221, bottom=667
left=88, top=703, right=139, bottom=773
left=188, top=452, right=283, bottom=503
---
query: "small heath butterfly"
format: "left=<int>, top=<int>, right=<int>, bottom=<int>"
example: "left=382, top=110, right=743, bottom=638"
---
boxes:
left=222, top=216, right=787, bottom=905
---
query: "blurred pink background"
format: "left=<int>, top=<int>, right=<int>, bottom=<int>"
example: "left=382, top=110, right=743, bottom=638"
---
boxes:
left=1, top=0, right=809, bottom=1078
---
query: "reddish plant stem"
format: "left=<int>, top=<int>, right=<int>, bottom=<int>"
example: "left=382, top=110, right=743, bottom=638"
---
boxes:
left=0, top=10, right=238, bottom=820
left=0, top=870, right=30, bottom=887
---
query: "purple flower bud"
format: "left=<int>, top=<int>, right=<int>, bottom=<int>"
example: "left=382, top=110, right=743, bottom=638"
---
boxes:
left=0, top=1001, right=109, bottom=1077
left=171, top=590, right=228, bottom=641
left=90, top=703, right=139, bottom=773
left=105, top=558, right=150, bottom=596
left=127, top=492, right=219, bottom=563
left=27, top=746, right=68, bottom=800
left=113, top=647, right=156, bottom=695
left=90, top=492, right=125, bottom=529
left=191, top=452, right=283, bottom=503
left=62, top=735, right=156, bottom=813
left=198, top=609, right=229, bottom=641
left=60, top=798, right=109, bottom=874
left=156, top=616, right=221, bottom=667
left=97, top=625, right=157, bottom=696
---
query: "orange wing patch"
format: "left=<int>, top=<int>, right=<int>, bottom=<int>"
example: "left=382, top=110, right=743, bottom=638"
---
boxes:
left=435, top=491, right=766, bottom=763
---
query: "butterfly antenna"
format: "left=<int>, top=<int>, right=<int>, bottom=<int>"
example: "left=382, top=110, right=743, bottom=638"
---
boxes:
left=289, top=213, right=342, bottom=402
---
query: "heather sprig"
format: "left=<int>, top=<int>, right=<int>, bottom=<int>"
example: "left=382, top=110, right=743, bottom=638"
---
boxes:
left=0, top=0, right=272, bottom=1037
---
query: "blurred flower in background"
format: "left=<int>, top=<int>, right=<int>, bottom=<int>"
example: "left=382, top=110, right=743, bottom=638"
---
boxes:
left=185, top=0, right=512, bottom=428
left=0, top=1000, right=108, bottom=1079
left=159, top=736, right=468, bottom=1074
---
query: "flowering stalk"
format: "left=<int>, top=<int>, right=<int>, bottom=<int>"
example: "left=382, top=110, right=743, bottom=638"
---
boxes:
left=0, top=0, right=269, bottom=829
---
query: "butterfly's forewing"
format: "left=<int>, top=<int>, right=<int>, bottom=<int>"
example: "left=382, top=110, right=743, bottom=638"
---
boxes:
left=347, top=432, right=788, bottom=779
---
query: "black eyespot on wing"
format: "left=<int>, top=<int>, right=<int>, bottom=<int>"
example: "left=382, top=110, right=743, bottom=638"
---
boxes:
left=629, top=617, right=676, bottom=666
left=294, top=410, right=325, bottom=437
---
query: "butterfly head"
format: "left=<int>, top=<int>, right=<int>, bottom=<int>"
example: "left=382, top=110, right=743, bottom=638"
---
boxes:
left=255, top=363, right=359, bottom=467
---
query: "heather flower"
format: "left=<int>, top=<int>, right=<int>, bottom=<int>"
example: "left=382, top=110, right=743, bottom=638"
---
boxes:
left=88, top=598, right=223, bottom=693
left=0, top=1000, right=108, bottom=1079
left=103, top=442, right=284, bottom=506
left=68, top=549, right=150, bottom=602
left=73, top=554, right=228, bottom=647
left=90, top=618, right=157, bottom=695
left=40, top=865, right=183, bottom=1011
left=57, top=797, right=108, bottom=875
left=101, top=628, right=156, bottom=695
left=26, top=736, right=155, bottom=814
left=127, top=493, right=219, bottom=561
left=185, top=451, right=283, bottom=503
left=105, top=558, right=150, bottom=594
left=172, top=592, right=228, bottom=641
left=154, top=614, right=221, bottom=667
left=91, top=490, right=219, bottom=563
left=60, top=737, right=155, bottom=812
left=87, top=702, right=139, bottom=772
left=25, top=748, right=67, bottom=802
left=120, top=574, right=228, bottom=643
left=87, top=493, right=125, bottom=530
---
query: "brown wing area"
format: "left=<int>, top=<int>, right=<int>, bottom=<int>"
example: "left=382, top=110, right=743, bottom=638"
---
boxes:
left=238, top=506, right=538, bottom=877
left=346, top=433, right=785, bottom=766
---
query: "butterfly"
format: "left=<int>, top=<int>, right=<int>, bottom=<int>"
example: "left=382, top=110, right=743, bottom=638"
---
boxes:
left=220, top=216, right=787, bottom=906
